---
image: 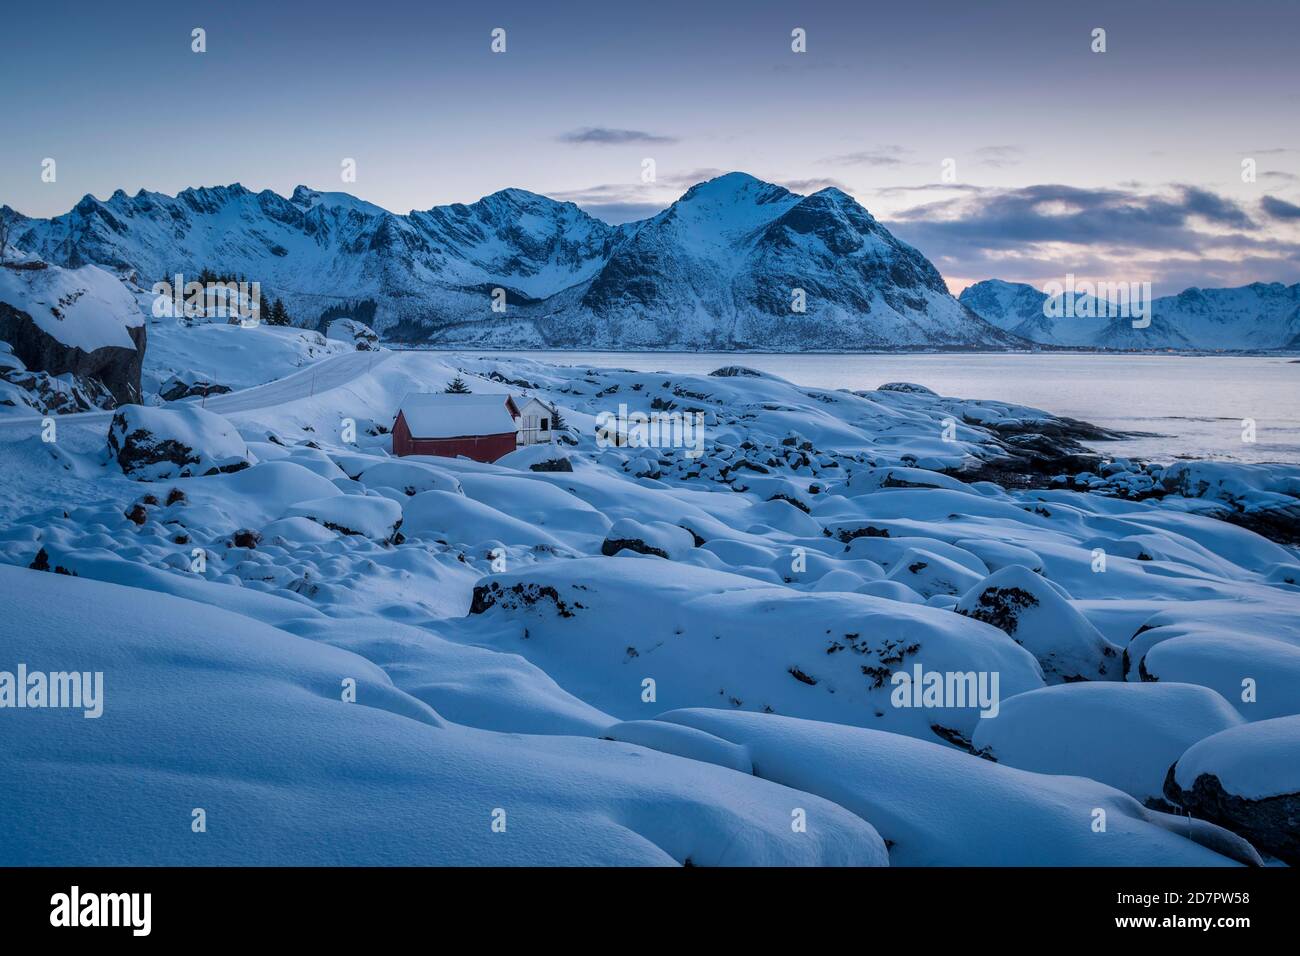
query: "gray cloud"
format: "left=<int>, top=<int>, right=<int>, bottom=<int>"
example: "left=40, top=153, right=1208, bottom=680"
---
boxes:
left=971, top=145, right=1024, bottom=168
left=886, top=182, right=1298, bottom=295
left=821, top=146, right=912, bottom=168
left=1262, top=195, right=1300, bottom=220
left=779, top=177, right=853, bottom=194
left=557, top=127, right=678, bottom=146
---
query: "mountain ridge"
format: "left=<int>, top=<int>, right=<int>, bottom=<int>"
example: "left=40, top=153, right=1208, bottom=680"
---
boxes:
left=4, top=173, right=1019, bottom=351
left=960, top=278, right=1300, bottom=351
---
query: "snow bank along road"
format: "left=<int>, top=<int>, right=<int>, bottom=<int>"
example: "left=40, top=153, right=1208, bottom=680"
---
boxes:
left=0, top=349, right=394, bottom=433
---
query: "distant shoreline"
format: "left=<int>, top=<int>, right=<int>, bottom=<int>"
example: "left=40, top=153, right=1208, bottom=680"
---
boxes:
left=384, top=344, right=1300, bottom=358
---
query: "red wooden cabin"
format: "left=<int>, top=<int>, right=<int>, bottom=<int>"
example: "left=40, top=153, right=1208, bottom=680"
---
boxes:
left=392, top=393, right=521, bottom=463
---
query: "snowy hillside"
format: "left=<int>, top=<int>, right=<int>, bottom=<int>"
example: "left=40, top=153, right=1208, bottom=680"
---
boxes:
left=6, top=175, right=1016, bottom=350
left=2, top=347, right=1299, bottom=865
left=961, top=278, right=1300, bottom=351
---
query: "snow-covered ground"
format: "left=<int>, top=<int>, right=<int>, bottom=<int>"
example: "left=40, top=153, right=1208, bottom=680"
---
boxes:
left=2, top=338, right=1298, bottom=866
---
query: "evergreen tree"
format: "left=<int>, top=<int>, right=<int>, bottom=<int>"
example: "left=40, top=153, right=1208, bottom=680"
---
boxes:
left=445, top=376, right=471, bottom=394
left=264, top=298, right=291, bottom=326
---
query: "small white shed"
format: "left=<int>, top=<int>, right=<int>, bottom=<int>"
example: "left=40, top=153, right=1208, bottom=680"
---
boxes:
left=517, top=397, right=558, bottom=446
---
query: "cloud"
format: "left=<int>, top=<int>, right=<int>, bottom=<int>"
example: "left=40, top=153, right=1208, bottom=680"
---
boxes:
left=779, top=177, right=853, bottom=194
left=573, top=202, right=666, bottom=225
left=971, top=145, right=1024, bottom=168
left=1262, top=195, right=1300, bottom=220
left=821, top=146, right=912, bottom=167
left=886, top=182, right=1298, bottom=295
left=557, top=127, right=678, bottom=146
left=547, top=181, right=673, bottom=225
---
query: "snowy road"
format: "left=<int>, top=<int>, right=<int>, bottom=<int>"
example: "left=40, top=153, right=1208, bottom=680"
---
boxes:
left=0, top=349, right=394, bottom=433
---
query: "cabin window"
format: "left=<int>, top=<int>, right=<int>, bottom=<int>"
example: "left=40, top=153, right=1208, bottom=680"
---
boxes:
left=540, top=418, right=550, bottom=431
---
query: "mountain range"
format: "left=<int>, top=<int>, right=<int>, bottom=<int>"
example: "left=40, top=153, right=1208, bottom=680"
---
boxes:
left=6, top=172, right=1297, bottom=352
left=959, top=278, right=1300, bottom=351
left=4, top=173, right=1018, bottom=350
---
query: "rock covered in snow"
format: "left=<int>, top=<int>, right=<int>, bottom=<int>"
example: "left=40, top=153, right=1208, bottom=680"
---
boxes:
left=972, top=681, right=1244, bottom=806
left=108, top=404, right=253, bottom=480
left=0, top=340, right=116, bottom=415
left=325, top=317, right=380, bottom=351
left=158, top=370, right=232, bottom=401
left=601, top=518, right=696, bottom=559
left=650, top=709, right=1255, bottom=866
left=1165, top=715, right=1300, bottom=864
left=0, top=258, right=146, bottom=405
left=495, top=443, right=574, bottom=473
left=284, top=494, right=403, bottom=542
left=463, top=557, right=1045, bottom=745
left=956, top=565, right=1121, bottom=683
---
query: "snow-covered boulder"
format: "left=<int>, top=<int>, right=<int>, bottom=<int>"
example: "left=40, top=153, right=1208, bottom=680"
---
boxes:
left=601, top=518, right=695, bottom=560
left=495, top=443, right=574, bottom=473
left=108, top=404, right=253, bottom=480
left=348, top=458, right=463, bottom=496
left=0, top=343, right=115, bottom=416
left=953, top=537, right=1044, bottom=574
left=284, top=495, right=403, bottom=542
left=401, top=489, right=564, bottom=550
left=462, top=557, right=1045, bottom=745
left=885, top=547, right=985, bottom=598
left=0, top=258, right=145, bottom=404
left=956, top=565, right=1122, bottom=683
left=604, top=719, right=753, bottom=774
left=833, top=466, right=971, bottom=495
left=876, top=382, right=937, bottom=396
left=0, top=565, right=884, bottom=866
left=1159, top=461, right=1300, bottom=542
left=653, top=709, right=1256, bottom=865
left=325, top=317, right=379, bottom=351
left=1165, top=716, right=1300, bottom=864
left=158, top=369, right=231, bottom=401
left=1122, top=600, right=1300, bottom=720
left=972, top=682, right=1244, bottom=806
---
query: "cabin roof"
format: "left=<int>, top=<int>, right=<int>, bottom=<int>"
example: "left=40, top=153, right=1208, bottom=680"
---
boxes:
left=398, top=393, right=518, bottom=439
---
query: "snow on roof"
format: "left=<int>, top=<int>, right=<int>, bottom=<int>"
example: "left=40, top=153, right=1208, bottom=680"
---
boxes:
left=398, top=392, right=518, bottom=439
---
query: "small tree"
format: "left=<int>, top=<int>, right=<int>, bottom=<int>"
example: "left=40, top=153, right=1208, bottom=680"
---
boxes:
left=550, top=406, right=566, bottom=431
left=445, top=376, right=472, bottom=394
left=265, top=298, right=292, bottom=327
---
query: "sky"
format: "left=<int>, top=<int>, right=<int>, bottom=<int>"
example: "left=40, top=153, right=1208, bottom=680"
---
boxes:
left=2, top=0, right=1298, bottom=295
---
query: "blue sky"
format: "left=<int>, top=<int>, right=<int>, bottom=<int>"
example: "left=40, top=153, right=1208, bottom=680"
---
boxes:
left=2, top=0, right=1297, bottom=293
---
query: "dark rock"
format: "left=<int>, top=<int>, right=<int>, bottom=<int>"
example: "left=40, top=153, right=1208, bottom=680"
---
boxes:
left=529, top=457, right=573, bottom=473
left=469, top=581, right=575, bottom=617
left=1163, top=765, right=1300, bottom=865
left=601, top=537, right=669, bottom=559
left=230, top=529, right=262, bottom=549
left=958, top=586, right=1040, bottom=635
left=159, top=376, right=232, bottom=402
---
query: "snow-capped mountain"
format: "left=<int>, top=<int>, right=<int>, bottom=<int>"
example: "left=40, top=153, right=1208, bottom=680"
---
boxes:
left=960, top=279, right=1300, bottom=351
left=5, top=173, right=1018, bottom=350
